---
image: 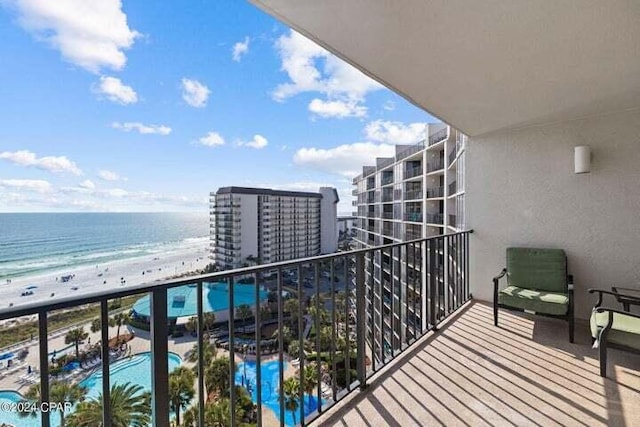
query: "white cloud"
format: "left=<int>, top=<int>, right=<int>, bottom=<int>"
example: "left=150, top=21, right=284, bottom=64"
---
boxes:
left=383, top=100, right=396, bottom=111
left=0, top=150, right=82, bottom=175
left=196, top=132, right=225, bottom=147
left=7, top=0, right=139, bottom=73
left=78, top=179, right=95, bottom=190
left=293, top=142, right=395, bottom=177
left=232, top=36, right=250, bottom=62
left=97, top=170, right=122, bottom=181
left=111, top=122, right=171, bottom=135
left=272, top=30, right=382, bottom=115
left=0, top=179, right=51, bottom=192
left=308, top=98, right=367, bottom=119
left=94, top=76, right=138, bottom=104
left=238, top=134, right=268, bottom=149
left=364, top=120, right=426, bottom=144
left=181, top=78, right=210, bottom=108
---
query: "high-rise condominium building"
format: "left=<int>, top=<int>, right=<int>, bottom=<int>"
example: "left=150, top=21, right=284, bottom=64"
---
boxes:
left=352, top=124, right=466, bottom=356
left=210, top=187, right=339, bottom=270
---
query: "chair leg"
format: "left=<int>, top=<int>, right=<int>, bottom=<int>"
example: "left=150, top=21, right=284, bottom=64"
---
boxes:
left=599, top=341, right=608, bottom=377
left=494, top=303, right=498, bottom=326
left=569, top=316, right=574, bottom=343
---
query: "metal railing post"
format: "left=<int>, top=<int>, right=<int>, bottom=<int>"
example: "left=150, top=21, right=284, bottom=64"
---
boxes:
left=196, top=281, right=205, bottom=427
left=150, top=288, right=170, bottom=427
left=38, top=310, right=50, bottom=427
left=228, top=277, right=237, bottom=427
left=355, top=253, right=367, bottom=388
left=100, top=300, right=111, bottom=427
left=429, top=239, right=437, bottom=330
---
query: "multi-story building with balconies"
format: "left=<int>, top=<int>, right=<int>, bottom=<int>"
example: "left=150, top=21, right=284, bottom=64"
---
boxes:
left=209, top=186, right=339, bottom=270
left=352, top=124, right=466, bottom=359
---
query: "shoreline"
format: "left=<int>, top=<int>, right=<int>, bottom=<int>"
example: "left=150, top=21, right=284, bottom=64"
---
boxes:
left=0, top=239, right=210, bottom=317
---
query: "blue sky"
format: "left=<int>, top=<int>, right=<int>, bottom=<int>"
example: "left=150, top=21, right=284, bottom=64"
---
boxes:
left=0, top=0, right=437, bottom=214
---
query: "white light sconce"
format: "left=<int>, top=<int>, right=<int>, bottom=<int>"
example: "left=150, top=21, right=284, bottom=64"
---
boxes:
left=574, top=145, right=591, bottom=174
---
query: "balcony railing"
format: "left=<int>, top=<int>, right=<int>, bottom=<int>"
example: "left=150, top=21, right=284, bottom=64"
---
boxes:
left=426, top=187, right=444, bottom=199
left=449, top=214, right=457, bottom=228
left=404, top=190, right=422, bottom=200
left=427, top=213, right=444, bottom=224
left=428, top=128, right=448, bottom=146
left=0, top=231, right=472, bottom=427
left=381, top=211, right=394, bottom=219
left=426, top=159, right=445, bottom=172
left=449, top=181, right=457, bottom=195
left=404, top=165, right=423, bottom=179
left=381, top=175, right=394, bottom=186
left=404, top=212, right=423, bottom=222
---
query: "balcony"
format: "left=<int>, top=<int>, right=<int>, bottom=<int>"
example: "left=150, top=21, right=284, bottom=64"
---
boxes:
left=381, top=211, right=394, bottom=220
left=381, top=174, right=394, bottom=186
left=449, top=214, right=457, bottom=228
left=315, top=301, right=639, bottom=426
left=426, top=159, right=445, bottom=172
left=426, top=213, right=444, bottom=224
left=449, top=181, right=458, bottom=195
left=403, top=190, right=422, bottom=200
left=404, top=212, right=423, bottom=222
left=426, top=186, right=444, bottom=199
left=404, top=165, right=423, bottom=179
left=428, top=128, right=448, bottom=146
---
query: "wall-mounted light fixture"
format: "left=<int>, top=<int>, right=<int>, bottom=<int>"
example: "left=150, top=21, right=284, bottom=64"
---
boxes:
left=574, top=145, right=591, bottom=174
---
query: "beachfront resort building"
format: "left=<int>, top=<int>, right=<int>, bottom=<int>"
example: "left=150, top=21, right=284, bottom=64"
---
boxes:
left=352, top=123, right=467, bottom=357
left=209, top=186, right=339, bottom=269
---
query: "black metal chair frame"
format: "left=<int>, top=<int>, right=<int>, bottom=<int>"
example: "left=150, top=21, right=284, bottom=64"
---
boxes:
left=589, top=288, right=640, bottom=377
left=493, top=267, right=574, bottom=343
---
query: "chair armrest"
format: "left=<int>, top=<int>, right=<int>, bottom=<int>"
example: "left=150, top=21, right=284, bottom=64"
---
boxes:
left=595, top=307, right=640, bottom=319
left=589, top=288, right=640, bottom=308
left=493, top=268, right=507, bottom=282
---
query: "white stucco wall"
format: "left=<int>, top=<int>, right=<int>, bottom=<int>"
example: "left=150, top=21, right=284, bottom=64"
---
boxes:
left=467, top=109, right=640, bottom=319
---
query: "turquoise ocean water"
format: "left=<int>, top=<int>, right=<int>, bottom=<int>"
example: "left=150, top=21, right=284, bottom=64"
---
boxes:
left=0, top=212, right=208, bottom=279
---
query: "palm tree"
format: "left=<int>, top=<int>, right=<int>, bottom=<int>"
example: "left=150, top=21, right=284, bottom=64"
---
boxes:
left=65, top=327, right=89, bottom=358
left=302, top=364, right=319, bottom=396
left=90, top=318, right=101, bottom=334
left=271, top=325, right=292, bottom=345
left=281, top=377, right=300, bottom=426
left=284, top=298, right=300, bottom=329
left=236, top=304, right=252, bottom=333
left=169, top=366, right=195, bottom=426
left=187, top=340, right=217, bottom=365
left=185, top=317, right=198, bottom=336
left=203, top=312, right=216, bottom=333
left=67, top=383, right=151, bottom=427
left=109, top=311, right=132, bottom=344
left=205, top=356, right=233, bottom=397
left=20, top=381, right=87, bottom=427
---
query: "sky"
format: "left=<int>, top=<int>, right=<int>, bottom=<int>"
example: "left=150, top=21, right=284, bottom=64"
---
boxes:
left=0, top=0, right=437, bottom=215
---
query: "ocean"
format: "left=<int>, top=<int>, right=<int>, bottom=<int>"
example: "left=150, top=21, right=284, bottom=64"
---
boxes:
left=0, top=212, right=209, bottom=279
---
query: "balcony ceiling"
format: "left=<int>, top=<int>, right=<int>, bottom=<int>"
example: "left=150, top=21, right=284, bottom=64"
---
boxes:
left=250, top=0, right=640, bottom=136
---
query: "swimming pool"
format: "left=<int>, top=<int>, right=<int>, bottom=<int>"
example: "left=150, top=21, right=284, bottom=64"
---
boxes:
left=236, top=360, right=322, bottom=427
left=79, top=351, right=182, bottom=400
left=0, top=352, right=182, bottom=427
left=132, top=281, right=268, bottom=319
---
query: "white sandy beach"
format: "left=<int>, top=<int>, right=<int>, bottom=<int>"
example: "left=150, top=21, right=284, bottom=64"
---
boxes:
left=0, top=239, right=210, bottom=313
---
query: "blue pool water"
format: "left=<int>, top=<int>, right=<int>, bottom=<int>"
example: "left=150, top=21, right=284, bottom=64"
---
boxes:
left=236, top=360, right=322, bottom=427
left=79, top=351, right=182, bottom=400
left=132, top=282, right=268, bottom=318
left=0, top=352, right=181, bottom=427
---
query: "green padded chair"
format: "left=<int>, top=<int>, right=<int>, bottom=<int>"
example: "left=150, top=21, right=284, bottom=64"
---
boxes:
left=493, top=247, right=574, bottom=342
left=589, top=288, right=640, bottom=377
